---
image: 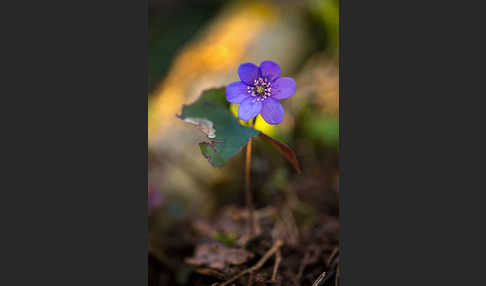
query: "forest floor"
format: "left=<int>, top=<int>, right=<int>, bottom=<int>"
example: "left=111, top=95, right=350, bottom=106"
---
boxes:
left=149, top=178, right=339, bottom=286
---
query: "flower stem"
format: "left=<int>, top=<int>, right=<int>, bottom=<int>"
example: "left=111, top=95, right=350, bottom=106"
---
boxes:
left=245, top=119, right=256, bottom=236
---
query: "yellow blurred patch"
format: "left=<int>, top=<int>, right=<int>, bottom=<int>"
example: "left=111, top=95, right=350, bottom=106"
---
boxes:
left=229, top=103, right=277, bottom=137
left=148, top=2, right=277, bottom=141
left=254, top=114, right=277, bottom=136
left=230, top=103, right=239, bottom=119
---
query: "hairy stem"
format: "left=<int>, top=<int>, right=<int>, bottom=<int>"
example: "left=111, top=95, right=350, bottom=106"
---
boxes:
left=245, top=119, right=256, bottom=236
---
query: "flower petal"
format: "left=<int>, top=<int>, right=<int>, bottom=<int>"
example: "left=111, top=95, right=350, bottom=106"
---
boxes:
left=259, top=60, right=281, bottom=82
left=261, top=98, right=284, bottom=125
left=238, top=96, right=263, bottom=121
left=226, top=81, right=250, bottom=103
left=271, top=77, right=296, bottom=100
left=238, top=63, right=260, bottom=85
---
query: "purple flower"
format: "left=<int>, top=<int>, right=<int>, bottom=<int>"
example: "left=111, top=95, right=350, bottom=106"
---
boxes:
left=225, top=61, right=296, bottom=125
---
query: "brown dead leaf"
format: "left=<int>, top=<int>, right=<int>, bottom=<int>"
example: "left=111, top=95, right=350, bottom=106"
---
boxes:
left=194, top=267, right=226, bottom=280
left=192, top=206, right=277, bottom=247
left=185, top=242, right=254, bottom=272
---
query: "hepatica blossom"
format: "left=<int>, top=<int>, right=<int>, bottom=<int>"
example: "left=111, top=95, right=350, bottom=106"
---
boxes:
left=225, top=61, right=296, bottom=125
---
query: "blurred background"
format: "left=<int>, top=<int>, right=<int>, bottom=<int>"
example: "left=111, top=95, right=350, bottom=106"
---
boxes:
left=148, top=0, right=339, bottom=285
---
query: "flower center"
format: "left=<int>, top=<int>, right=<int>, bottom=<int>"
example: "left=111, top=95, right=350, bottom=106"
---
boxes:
left=247, top=77, right=272, bottom=102
left=256, top=85, right=265, bottom=94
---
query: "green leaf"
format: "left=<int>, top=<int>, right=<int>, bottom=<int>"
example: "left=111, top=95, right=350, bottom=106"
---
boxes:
left=178, top=88, right=259, bottom=167
left=179, top=87, right=302, bottom=172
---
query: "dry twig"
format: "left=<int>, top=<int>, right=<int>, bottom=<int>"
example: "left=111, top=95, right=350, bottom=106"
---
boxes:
left=296, top=244, right=321, bottom=284
left=271, top=248, right=282, bottom=281
left=295, top=248, right=309, bottom=284
left=311, top=248, right=339, bottom=286
left=311, top=271, right=327, bottom=286
left=215, top=240, right=284, bottom=286
left=326, top=247, right=339, bottom=267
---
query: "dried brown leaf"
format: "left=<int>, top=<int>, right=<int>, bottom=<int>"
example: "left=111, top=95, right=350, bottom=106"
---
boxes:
left=258, top=133, right=301, bottom=173
left=185, top=242, right=254, bottom=272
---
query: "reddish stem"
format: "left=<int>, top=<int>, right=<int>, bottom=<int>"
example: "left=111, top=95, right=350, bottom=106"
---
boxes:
left=245, top=119, right=256, bottom=236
